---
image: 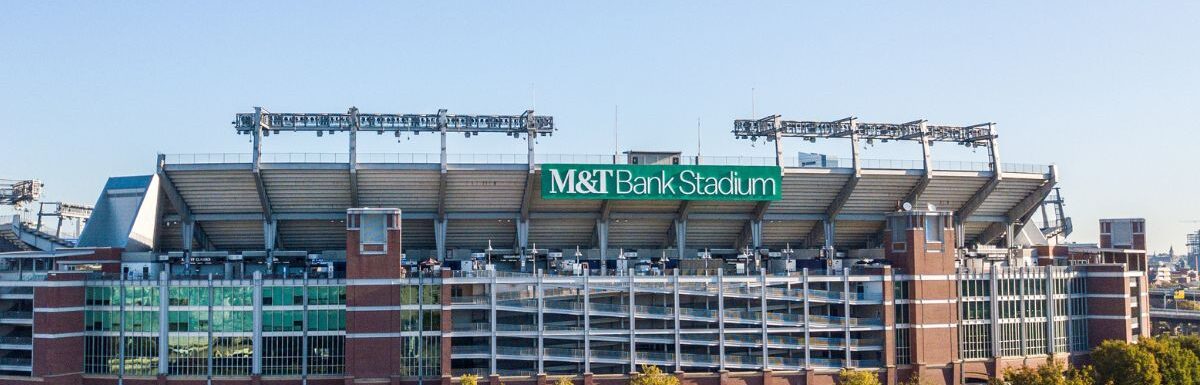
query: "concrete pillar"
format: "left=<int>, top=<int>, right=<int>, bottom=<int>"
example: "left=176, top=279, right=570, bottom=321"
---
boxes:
left=751, top=220, right=763, bottom=249
left=207, top=276, right=215, bottom=384
left=252, top=272, right=263, bottom=376
left=584, top=270, right=592, bottom=374
left=537, top=270, right=545, bottom=374
left=673, top=269, right=682, bottom=373
left=118, top=279, right=127, bottom=382
left=490, top=272, right=498, bottom=375
left=717, top=269, right=726, bottom=371
left=675, top=219, right=687, bottom=260
left=158, top=271, right=169, bottom=376
left=629, top=269, right=637, bottom=373
left=843, top=268, right=852, bottom=366
left=760, top=268, right=769, bottom=370
left=597, top=220, right=609, bottom=275
left=802, top=268, right=811, bottom=369
left=435, top=219, right=448, bottom=262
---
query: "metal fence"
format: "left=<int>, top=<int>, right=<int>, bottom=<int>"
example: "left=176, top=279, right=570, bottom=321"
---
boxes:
left=161, top=152, right=1051, bottom=174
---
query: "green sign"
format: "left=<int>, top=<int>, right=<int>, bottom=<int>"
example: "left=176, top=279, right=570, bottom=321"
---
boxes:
left=540, top=164, right=782, bottom=201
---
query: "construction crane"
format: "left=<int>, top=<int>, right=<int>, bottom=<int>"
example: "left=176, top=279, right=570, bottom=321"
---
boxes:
left=0, top=179, right=43, bottom=208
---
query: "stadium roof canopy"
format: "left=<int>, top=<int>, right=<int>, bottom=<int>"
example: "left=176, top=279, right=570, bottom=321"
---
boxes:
left=153, top=155, right=1053, bottom=253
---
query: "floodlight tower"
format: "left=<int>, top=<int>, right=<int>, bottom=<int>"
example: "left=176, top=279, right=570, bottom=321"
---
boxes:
left=731, top=115, right=1017, bottom=255
left=232, top=107, right=556, bottom=262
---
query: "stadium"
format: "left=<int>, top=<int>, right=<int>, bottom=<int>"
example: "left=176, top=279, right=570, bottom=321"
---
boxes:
left=0, top=108, right=1149, bottom=385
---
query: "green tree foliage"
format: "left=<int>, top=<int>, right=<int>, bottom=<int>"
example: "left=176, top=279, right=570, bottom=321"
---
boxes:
left=837, top=369, right=881, bottom=385
left=1177, top=300, right=1200, bottom=311
left=460, top=374, right=480, bottom=385
left=1091, top=340, right=1162, bottom=385
left=1138, top=336, right=1200, bottom=385
left=996, top=358, right=1093, bottom=385
left=630, top=365, right=679, bottom=385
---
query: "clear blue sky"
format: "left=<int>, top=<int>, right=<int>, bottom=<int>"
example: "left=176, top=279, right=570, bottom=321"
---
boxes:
left=2, top=2, right=1197, bottom=252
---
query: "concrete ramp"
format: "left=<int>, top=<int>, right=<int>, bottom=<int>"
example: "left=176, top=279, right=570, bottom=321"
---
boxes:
left=77, top=175, right=161, bottom=251
left=2, top=217, right=75, bottom=252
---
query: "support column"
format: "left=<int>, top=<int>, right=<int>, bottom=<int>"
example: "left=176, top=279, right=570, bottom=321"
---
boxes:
left=348, top=107, right=360, bottom=207
left=802, top=269, right=811, bottom=369
left=675, top=219, right=687, bottom=260
left=537, top=270, right=545, bottom=374
left=118, top=278, right=127, bottom=382
left=772, top=115, right=784, bottom=167
left=824, top=221, right=836, bottom=257
left=182, top=220, right=195, bottom=272
left=264, top=219, right=277, bottom=272
left=760, top=268, right=769, bottom=371
left=252, top=272, right=263, bottom=377
left=989, top=267, right=1001, bottom=358
left=207, top=276, right=215, bottom=384
left=986, top=123, right=1002, bottom=174
left=158, top=271, right=170, bottom=377
left=751, top=220, right=763, bottom=250
left=717, top=269, right=726, bottom=371
left=673, top=269, right=682, bottom=373
left=490, top=273, right=498, bottom=376
left=843, top=268, right=852, bottom=366
left=584, top=270, right=592, bottom=374
left=518, top=220, right=531, bottom=271
left=301, top=273, right=309, bottom=384
left=1044, top=267, right=1056, bottom=355
left=435, top=219, right=448, bottom=262
left=596, top=220, right=609, bottom=275
left=1017, top=268, right=1028, bottom=355
left=629, top=269, right=637, bottom=373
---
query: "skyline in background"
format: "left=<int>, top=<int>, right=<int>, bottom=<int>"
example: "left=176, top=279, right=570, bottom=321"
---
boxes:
left=1, top=1, right=1197, bottom=252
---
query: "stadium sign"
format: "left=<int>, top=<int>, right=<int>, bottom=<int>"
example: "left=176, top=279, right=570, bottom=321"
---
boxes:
left=541, top=164, right=781, bottom=201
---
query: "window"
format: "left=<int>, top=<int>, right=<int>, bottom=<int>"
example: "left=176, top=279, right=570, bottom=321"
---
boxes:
left=360, top=213, right=387, bottom=254
left=925, top=215, right=944, bottom=243
left=890, top=216, right=908, bottom=249
left=85, top=336, right=159, bottom=375
left=895, top=328, right=911, bottom=364
left=167, top=335, right=210, bottom=376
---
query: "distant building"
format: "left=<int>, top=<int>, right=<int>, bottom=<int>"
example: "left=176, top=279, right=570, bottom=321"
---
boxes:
left=797, top=152, right=839, bottom=168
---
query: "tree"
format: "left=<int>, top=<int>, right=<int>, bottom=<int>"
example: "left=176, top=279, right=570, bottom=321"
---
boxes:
left=1172, top=334, right=1200, bottom=359
left=997, top=357, right=1093, bottom=385
left=1138, top=336, right=1200, bottom=385
left=1177, top=300, right=1200, bottom=311
left=629, top=365, right=679, bottom=385
left=555, top=377, right=575, bottom=385
left=837, top=369, right=881, bottom=385
left=1091, top=340, right=1162, bottom=385
left=460, top=374, right=480, bottom=385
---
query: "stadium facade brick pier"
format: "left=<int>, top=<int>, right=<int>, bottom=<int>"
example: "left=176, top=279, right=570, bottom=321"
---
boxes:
left=0, top=108, right=1149, bottom=385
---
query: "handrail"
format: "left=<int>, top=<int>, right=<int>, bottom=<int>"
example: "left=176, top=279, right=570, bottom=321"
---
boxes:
left=160, top=152, right=1051, bottom=174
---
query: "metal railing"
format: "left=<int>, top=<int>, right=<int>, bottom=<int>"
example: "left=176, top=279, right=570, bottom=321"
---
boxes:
left=0, top=311, right=32, bottom=320
left=0, top=358, right=32, bottom=367
left=161, top=152, right=1051, bottom=174
left=0, top=336, right=32, bottom=345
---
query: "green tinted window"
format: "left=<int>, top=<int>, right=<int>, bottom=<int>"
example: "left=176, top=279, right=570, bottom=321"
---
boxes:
left=307, top=286, right=346, bottom=305
left=264, top=287, right=304, bottom=306
left=213, top=287, right=252, bottom=306
left=168, top=311, right=209, bottom=332
left=169, top=287, right=210, bottom=306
